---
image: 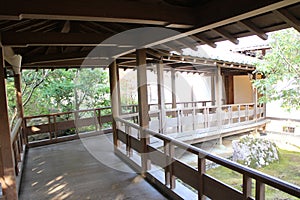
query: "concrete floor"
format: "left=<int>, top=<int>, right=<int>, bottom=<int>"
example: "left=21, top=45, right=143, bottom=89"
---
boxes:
left=19, top=134, right=167, bottom=200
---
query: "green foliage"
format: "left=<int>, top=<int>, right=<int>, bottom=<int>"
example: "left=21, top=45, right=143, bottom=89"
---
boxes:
left=253, top=28, right=300, bottom=111
left=7, top=68, right=111, bottom=117
left=207, top=149, right=300, bottom=199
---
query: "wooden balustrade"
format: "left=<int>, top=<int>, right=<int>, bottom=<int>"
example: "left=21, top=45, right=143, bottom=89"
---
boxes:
left=23, top=107, right=113, bottom=147
left=22, top=102, right=266, bottom=147
left=115, top=117, right=300, bottom=200
left=10, top=118, right=26, bottom=192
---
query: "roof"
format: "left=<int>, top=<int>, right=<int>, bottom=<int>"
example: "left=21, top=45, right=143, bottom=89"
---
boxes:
left=0, top=0, right=299, bottom=70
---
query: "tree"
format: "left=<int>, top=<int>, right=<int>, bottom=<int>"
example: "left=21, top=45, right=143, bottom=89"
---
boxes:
left=253, top=28, right=300, bottom=111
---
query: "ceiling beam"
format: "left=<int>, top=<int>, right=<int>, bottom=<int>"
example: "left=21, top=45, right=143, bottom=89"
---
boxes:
left=140, top=0, right=298, bottom=51
left=0, top=0, right=196, bottom=26
left=212, top=28, right=239, bottom=45
left=272, top=9, right=300, bottom=32
left=1, top=32, right=112, bottom=47
left=193, top=34, right=217, bottom=48
left=237, top=20, right=268, bottom=40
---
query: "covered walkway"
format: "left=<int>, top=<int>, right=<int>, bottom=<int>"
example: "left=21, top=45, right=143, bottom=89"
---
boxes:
left=19, top=135, right=166, bottom=200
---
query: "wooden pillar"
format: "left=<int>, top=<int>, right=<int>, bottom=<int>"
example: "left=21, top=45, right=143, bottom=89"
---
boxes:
left=157, top=62, right=166, bottom=133
left=0, top=46, right=18, bottom=199
left=171, top=68, right=176, bottom=117
left=215, top=66, right=223, bottom=145
left=109, top=60, right=120, bottom=150
left=224, top=75, right=234, bottom=104
left=136, top=49, right=150, bottom=174
left=14, top=74, right=24, bottom=119
left=211, top=75, right=216, bottom=106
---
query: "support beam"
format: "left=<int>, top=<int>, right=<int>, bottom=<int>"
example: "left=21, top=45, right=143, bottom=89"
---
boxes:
left=109, top=60, right=120, bottom=149
left=1, top=32, right=112, bottom=47
left=193, top=34, right=217, bottom=48
left=212, top=28, right=239, bottom=45
left=0, top=46, right=18, bottom=199
left=238, top=20, right=268, bottom=40
left=142, top=0, right=297, bottom=49
left=273, top=9, right=300, bottom=32
left=0, top=0, right=196, bottom=26
left=136, top=49, right=150, bottom=174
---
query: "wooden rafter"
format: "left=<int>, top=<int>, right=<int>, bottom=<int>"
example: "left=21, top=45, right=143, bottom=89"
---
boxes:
left=237, top=20, right=268, bottom=40
left=273, top=9, right=300, bottom=32
left=212, top=28, right=239, bottom=45
left=193, top=34, right=217, bottom=48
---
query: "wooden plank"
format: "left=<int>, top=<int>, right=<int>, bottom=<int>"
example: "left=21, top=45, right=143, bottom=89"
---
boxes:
left=173, top=160, right=198, bottom=190
left=0, top=46, right=18, bottom=199
left=203, top=174, right=244, bottom=200
left=148, top=146, right=167, bottom=168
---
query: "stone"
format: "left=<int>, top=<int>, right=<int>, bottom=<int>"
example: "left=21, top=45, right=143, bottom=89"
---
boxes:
left=232, top=136, right=279, bottom=168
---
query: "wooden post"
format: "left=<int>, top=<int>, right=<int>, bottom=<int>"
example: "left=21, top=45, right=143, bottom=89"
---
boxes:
left=0, top=46, right=18, bottom=199
left=211, top=75, right=216, bottom=106
left=136, top=49, right=150, bottom=174
left=215, top=66, right=223, bottom=145
left=256, top=181, right=265, bottom=200
left=109, top=60, right=120, bottom=150
left=171, top=68, right=176, bottom=117
left=243, top=175, right=252, bottom=199
left=13, top=74, right=24, bottom=119
left=198, top=154, right=206, bottom=200
left=157, top=61, right=166, bottom=133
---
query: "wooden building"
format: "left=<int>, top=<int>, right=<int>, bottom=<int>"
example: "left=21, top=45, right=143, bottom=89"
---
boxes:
left=0, top=0, right=300, bottom=199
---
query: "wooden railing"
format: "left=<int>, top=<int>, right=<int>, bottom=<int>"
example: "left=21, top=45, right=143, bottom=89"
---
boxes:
left=10, top=118, right=26, bottom=191
left=121, top=103, right=266, bottom=134
left=23, top=107, right=113, bottom=147
left=115, top=117, right=300, bottom=200
left=23, top=102, right=266, bottom=147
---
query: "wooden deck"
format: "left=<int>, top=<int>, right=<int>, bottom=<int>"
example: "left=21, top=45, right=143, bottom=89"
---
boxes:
left=19, top=134, right=167, bottom=200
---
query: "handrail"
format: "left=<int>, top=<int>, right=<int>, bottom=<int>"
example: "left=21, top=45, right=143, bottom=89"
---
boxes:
left=115, top=117, right=300, bottom=197
left=24, top=106, right=112, bottom=119
left=10, top=118, right=22, bottom=144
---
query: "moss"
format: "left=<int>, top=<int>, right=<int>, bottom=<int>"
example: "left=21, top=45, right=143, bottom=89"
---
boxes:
left=207, top=149, right=300, bottom=199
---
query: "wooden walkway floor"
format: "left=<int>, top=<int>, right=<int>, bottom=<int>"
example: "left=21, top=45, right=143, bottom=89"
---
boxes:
left=19, top=134, right=166, bottom=200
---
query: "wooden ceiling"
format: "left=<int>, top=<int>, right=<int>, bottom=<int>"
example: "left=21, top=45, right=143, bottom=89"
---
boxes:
left=0, top=0, right=300, bottom=70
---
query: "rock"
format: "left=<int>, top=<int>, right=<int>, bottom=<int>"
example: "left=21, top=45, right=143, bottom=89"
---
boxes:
left=232, top=136, right=279, bottom=168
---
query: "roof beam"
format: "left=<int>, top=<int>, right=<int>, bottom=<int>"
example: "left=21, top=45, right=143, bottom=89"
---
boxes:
left=193, top=34, right=217, bottom=48
left=212, top=28, right=239, bottom=45
left=272, top=9, right=300, bottom=32
left=141, top=0, right=298, bottom=50
left=1, top=32, right=112, bottom=47
left=237, top=20, right=268, bottom=40
left=0, top=0, right=196, bottom=26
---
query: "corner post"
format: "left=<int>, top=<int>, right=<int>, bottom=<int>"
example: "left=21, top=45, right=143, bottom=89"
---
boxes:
left=0, top=45, right=18, bottom=199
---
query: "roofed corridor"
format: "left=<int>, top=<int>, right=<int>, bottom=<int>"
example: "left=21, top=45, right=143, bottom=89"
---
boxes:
left=1, top=1, right=300, bottom=199
left=19, top=134, right=166, bottom=200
